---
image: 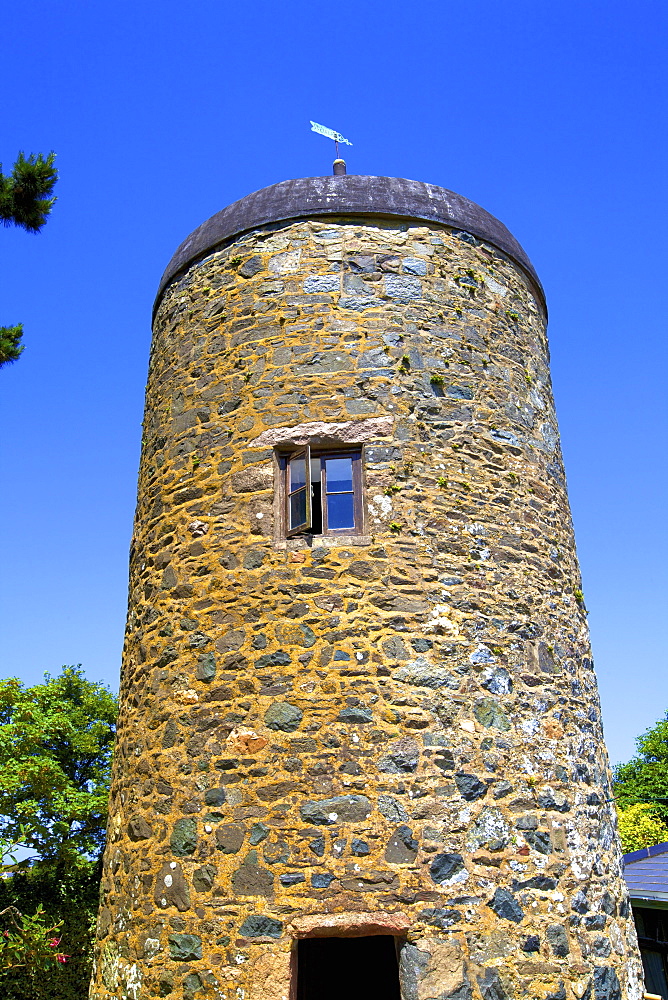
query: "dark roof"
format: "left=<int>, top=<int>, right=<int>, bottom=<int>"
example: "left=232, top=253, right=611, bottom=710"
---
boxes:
left=623, top=842, right=668, bottom=902
left=155, top=175, right=544, bottom=309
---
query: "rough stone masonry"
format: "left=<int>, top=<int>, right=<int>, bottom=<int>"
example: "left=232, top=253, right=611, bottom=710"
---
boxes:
left=89, top=175, right=644, bottom=1000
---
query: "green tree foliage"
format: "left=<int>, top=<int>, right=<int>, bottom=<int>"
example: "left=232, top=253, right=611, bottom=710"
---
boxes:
left=0, top=667, right=117, bottom=999
left=0, top=153, right=58, bottom=233
left=0, top=323, right=24, bottom=364
left=616, top=803, right=668, bottom=855
left=614, top=712, right=668, bottom=824
left=0, top=151, right=58, bottom=368
left=0, top=666, right=117, bottom=863
left=0, top=855, right=101, bottom=1000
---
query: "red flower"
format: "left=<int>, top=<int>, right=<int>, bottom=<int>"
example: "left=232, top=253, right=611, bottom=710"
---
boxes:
left=55, top=954, right=70, bottom=963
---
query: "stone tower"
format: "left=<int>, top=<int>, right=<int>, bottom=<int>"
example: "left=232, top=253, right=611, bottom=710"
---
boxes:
left=90, top=175, right=643, bottom=1000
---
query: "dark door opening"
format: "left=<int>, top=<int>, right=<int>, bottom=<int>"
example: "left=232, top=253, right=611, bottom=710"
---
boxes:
left=297, top=935, right=401, bottom=1000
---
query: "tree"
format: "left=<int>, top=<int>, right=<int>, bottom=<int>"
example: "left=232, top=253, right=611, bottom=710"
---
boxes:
left=614, top=711, right=668, bottom=824
left=0, top=668, right=117, bottom=1000
left=0, top=151, right=58, bottom=367
left=0, top=666, right=117, bottom=864
left=616, top=803, right=668, bottom=854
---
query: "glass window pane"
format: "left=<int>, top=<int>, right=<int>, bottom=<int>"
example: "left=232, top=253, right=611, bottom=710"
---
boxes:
left=325, top=456, right=353, bottom=493
left=290, top=488, right=307, bottom=529
left=327, top=492, right=355, bottom=530
left=289, top=455, right=306, bottom=491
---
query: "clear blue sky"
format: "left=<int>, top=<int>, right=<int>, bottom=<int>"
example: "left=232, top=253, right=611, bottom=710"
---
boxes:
left=1, top=0, right=666, bottom=766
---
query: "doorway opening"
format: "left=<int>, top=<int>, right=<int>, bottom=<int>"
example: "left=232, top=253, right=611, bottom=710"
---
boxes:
left=296, top=935, right=401, bottom=1000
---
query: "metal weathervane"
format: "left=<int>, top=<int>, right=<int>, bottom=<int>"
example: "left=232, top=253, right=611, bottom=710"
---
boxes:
left=310, top=121, right=352, bottom=161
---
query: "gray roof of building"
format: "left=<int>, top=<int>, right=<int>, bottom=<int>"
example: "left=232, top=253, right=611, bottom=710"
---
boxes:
left=623, top=842, right=668, bottom=903
left=155, top=175, right=544, bottom=310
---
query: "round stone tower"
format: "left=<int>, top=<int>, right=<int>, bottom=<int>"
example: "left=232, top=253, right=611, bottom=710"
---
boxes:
left=90, top=176, right=643, bottom=1000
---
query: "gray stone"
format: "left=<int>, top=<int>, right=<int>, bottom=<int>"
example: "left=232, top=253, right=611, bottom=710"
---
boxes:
left=249, top=823, right=270, bottom=846
left=592, top=938, right=612, bottom=957
left=474, top=698, right=511, bottom=731
left=600, top=890, right=617, bottom=916
left=303, top=275, right=339, bottom=293
left=311, top=873, right=335, bottom=888
left=238, top=256, right=263, bottom=278
left=243, top=550, right=265, bottom=570
left=584, top=915, right=607, bottom=930
left=488, top=888, right=523, bottom=923
left=417, top=908, right=462, bottom=930
left=522, top=935, right=540, bottom=952
left=455, top=772, right=487, bottom=801
left=470, top=644, right=496, bottom=665
left=593, top=967, right=621, bottom=1000
left=399, top=943, right=430, bottom=1000
left=547, top=924, right=569, bottom=956
left=537, top=788, right=570, bottom=812
left=477, top=969, right=509, bottom=1000
left=513, top=875, right=556, bottom=892
left=546, top=984, right=567, bottom=1000
left=215, top=823, right=245, bottom=854
left=538, top=641, right=558, bottom=673
left=382, top=636, right=410, bottom=659
left=204, top=787, right=227, bottom=807
left=411, top=638, right=433, bottom=652
left=280, top=872, right=306, bottom=886
left=492, top=780, right=512, bottom=799
left=168, top=934, right=202, bottom=961
left=571, top=890, right=589, bottom=913
left=448, top=385, right=474, bottom=400
left=338, top=295, right=380, bottom=312
left=402, top=257, right=427, bottom=275
left=430, top=853, right=465, bottom=885
left=377, top=737, right=420, bottom=773
left=264, top=701, right=303, bottom=732
left=347, top=255, right=375, bottom=273
left=385, top=825, right=419, bottom=863
left=351, top=838, right=370, bottom=856
left=182, top=972, right=202, bottom=996
left=239, top=915, right=283, bottom=938
left=196, top=652, right=217, bottom=682
left=337, top=706, right=373, bottom=723
left=384, top=275, right=422, bottom=300
left=515, top=813, right=538, bottom=830
left=192, top=864, right=217, bottom=892
left=256, top=650, right=291, bottom=668
left=467, top=808, right=509, bottom=851
left=170, top=817, right=197, bottom=857
left=395, top=658, right=458, bottom=690
left=378, top=795, right=409, bottom=823
left=481, top=667, right=513, bottom=695
left=300, top=795, right=371, bottom=825
left=524, top=830, right=552, bottom=854
left=308, top=836, right=325, bottom=856
left=188, top=631, right=210, bottom=649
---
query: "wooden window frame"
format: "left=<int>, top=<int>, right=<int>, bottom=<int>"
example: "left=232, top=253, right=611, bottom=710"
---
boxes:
left=280, top=446, right=364, bottom=538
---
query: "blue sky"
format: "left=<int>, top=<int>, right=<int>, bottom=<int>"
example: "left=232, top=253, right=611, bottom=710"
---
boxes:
left=1, top=0, right=666, bottom=765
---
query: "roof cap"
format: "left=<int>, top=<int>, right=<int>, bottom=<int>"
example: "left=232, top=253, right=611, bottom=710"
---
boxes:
left=156, top=174, right=544, bottom=310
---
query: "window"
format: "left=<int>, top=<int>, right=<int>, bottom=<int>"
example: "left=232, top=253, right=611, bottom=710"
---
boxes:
left=296, top=936, right=401, bottom=1000
left=281, top=447, right=363, bottom=537
left=633, top=907, right=668, bottom=999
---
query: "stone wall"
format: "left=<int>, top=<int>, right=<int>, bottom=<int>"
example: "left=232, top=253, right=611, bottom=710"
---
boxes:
left=90, top=212, right=643, bottom=1000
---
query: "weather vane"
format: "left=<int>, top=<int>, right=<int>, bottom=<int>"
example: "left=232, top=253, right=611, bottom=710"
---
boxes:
left=310, top=121, right=352, bottom=163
